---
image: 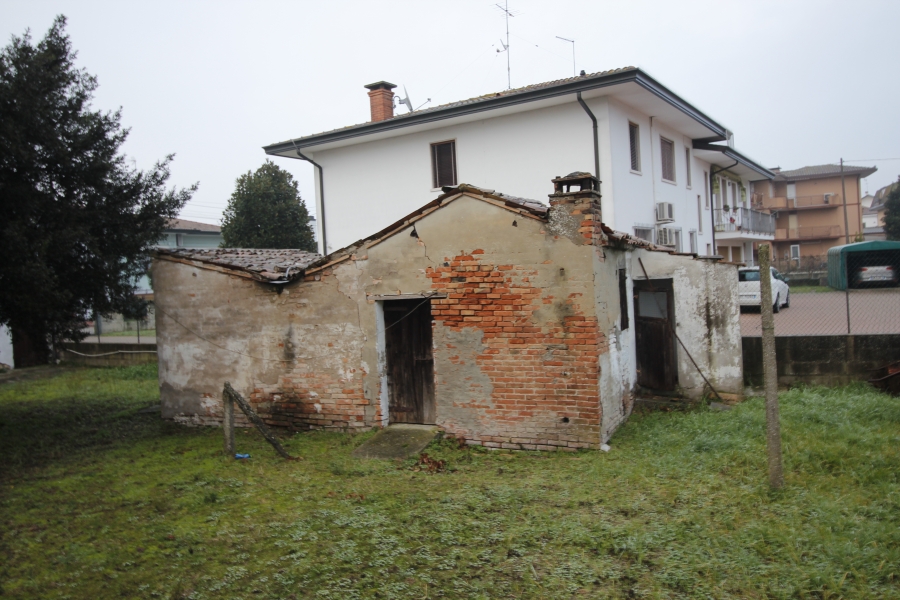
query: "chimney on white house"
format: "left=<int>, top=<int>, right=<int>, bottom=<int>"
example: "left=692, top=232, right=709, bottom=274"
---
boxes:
left=364, top=81, right=397, bottom=122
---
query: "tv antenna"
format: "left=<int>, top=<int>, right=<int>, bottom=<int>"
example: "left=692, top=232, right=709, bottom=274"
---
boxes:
left=494, top=1, right=515, bottom=89
left=556, top=36, right=576, bottom=77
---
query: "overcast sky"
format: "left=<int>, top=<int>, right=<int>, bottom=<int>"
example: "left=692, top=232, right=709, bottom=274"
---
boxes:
left=4, top=0, right=899, bottom=224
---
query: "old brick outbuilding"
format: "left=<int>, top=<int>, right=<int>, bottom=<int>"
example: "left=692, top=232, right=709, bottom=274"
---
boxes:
left=153, top=174, right=743, bottom=449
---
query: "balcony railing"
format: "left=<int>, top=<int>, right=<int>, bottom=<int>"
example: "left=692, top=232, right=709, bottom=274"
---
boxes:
left=763, top=194, right=843, bottom=210
left=774, top=225, right=843, bottom=241
left=713, top=208, right=776, bottom=235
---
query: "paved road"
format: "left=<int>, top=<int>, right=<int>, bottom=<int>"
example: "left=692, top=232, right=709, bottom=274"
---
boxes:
left=740, top=288, right=900, bottom=336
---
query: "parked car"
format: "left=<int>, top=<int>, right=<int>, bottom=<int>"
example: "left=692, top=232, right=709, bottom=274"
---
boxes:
left=738, top=267, right=790, bottom=312
left=853, top=265, right=898, bottom=287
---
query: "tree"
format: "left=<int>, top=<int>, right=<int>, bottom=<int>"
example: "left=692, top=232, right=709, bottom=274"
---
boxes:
left=883, top=178, right=900, bottom=241
left=220, top=161, right=316, bottom=251
left=0, top=17, right=196, bottom=367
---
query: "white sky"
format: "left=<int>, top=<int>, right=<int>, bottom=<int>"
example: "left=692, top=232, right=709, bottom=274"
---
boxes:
left=4, top=0, right=899, bottom=225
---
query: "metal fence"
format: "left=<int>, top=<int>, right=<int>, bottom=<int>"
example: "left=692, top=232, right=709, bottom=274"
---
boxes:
left=713, top=208, right=776, bottom=235
left=740, top=251, right=900, bottom=337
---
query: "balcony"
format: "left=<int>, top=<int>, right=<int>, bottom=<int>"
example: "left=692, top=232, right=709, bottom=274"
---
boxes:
left=763, top=194, right=842, bottom=211
left=713, top=208, right=776, bottom=236
left=774, top=225, right=843, bottom=241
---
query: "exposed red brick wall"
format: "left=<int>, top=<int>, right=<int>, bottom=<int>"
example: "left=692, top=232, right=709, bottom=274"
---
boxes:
left=243, top=266, right=372, bottom=431
left=427, top=250, right=606, bottom=450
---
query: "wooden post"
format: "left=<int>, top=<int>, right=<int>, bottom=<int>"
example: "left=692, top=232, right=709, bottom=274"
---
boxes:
left=758, top=244, right=784, bottom=489
left=223, top=388, right=235, bottom=456
left=223, top=382, right=296, bottom=460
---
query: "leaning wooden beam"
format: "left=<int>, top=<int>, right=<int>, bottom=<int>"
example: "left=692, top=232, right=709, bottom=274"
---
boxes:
left=223, top=382, right=297, bottom=460
left=223, top=388, right=235, bottom=456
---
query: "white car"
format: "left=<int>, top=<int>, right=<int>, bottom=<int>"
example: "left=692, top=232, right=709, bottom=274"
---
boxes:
left=738, top=266, right=790, bottom=312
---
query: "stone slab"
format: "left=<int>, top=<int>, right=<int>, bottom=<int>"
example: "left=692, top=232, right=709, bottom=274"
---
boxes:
left=352, top=424, right=441, bottom=459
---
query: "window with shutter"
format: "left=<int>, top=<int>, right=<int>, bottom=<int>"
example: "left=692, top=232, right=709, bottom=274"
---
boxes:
left=431, top=141, right=457, bottom=188
left=684, top=147, right=692, bottom=188
left=660, top=137, right=675, bottom=182
left=628, top=122, right=641, bottom=172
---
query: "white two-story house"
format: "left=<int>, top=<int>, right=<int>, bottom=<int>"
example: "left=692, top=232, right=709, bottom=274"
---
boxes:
left=264, top=67, right=774, bottom=262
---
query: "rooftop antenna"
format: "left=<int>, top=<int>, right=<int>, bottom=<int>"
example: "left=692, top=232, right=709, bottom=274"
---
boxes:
left=495, top=1, right=514, bottom=89
left=555, top=36, right=576, bottom=77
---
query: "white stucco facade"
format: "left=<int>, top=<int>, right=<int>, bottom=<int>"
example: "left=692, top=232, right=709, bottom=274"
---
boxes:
left=266, top=69, right=773, bottom=260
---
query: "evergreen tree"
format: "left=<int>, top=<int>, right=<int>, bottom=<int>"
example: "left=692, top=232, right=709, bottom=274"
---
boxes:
left=883, top=178, right=900, bottom=241
left=0, top=17, right=195, bottom=366
left=220, top=161, right=316, bottom=251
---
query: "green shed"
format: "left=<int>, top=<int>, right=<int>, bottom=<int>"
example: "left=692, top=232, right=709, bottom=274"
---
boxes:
left=826, top=241, right=900, bottom=290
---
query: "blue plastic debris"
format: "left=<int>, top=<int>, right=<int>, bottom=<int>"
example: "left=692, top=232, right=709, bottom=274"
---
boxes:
left=235, top=453, right=250, bottom=459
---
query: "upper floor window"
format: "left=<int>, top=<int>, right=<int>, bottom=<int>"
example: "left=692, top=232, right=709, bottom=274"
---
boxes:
left=704, top=171, right=709, bottom=208
left=431, top=141, right=457, bottom=188
left=660, top=137, right=676, bottom=183
left=628, top=122, right=641, bottom=172
left=684, top=147, right=692, bottom=188
left=634, top=226, right=653, bottom=243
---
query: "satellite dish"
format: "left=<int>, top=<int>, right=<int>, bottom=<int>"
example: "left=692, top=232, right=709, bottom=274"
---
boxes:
left=395, top=85, right=414, bottom=113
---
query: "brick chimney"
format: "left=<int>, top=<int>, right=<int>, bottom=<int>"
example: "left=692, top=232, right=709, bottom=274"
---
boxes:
left=547, top=172, right=604, bottom=246
left=364, top=81, right=397, bottom=122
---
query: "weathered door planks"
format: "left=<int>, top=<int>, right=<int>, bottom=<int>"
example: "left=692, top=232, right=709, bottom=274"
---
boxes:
left=633, top=279, right=677, bottom=391
left=384, top=299, right=436, bottom=424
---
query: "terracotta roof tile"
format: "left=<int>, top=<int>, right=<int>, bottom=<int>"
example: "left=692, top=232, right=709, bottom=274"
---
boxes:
left=155, top=248, right=321, bottom=282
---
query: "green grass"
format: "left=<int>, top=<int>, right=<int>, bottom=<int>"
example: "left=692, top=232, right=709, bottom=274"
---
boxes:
left=790, top=285, right=834, bottom=294
left=1, top=367, right=899, bottom=599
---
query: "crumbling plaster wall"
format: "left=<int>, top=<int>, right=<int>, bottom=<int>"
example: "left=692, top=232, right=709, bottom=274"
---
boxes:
left=633, top=251, right=743, bottom=399
left=153, top=258, right=368, bottom=428
left=593, top=248, right=637, bottom=441
left=154, top=193, right=615, bottom=448
left=358, top=194, right=607, bottom=449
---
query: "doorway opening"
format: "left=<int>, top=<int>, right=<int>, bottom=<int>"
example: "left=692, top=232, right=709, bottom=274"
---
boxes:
left=633, top=278, right=678, bottom=392
left=383, top=298, right=436, bottom=424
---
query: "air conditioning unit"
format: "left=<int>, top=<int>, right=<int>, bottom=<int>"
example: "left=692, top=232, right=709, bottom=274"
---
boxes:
left=823, top=193, right=832, bottom=204
left=656, top=226, right=676, bottom=246
left=656, top=202, right=675, bottom=222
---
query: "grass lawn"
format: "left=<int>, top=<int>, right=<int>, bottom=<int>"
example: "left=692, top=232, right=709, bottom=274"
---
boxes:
left=1, top=366, right=898, bottom=599
left=789, top=286, right=834, bottom=294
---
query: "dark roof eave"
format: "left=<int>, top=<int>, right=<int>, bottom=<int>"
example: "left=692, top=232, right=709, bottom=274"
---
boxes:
left=264, top=69, right=728, bottom=155
left=692, top=141, right=775, bottom=180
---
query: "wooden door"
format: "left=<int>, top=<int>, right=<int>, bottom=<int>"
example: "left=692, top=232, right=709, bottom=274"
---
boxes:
left=633, top=279, right=677, bottom=391
left=384, top=299, right=436, bottom=424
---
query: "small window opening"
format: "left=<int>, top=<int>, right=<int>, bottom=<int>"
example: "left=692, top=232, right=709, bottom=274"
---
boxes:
left=431, top=140, right=457, bottom=188
left=628, top=122, right=641, bottom=172
left=618, top=268, right=630, bottom=330
left=660, top=137, right=676, bottom=182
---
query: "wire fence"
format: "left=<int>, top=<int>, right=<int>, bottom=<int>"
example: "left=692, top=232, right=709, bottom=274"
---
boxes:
left=740, top=252, right=900, bottom=337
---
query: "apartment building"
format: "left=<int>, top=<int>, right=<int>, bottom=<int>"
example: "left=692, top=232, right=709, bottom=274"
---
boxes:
left=756, top=164, right=877, bottom=261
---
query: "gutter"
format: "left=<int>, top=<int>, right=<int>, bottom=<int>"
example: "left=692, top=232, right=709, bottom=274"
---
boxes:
left=265, top=68, right=728, bottom=154
left=576, top=92, right=601, bottom=185
left=293, top=147, right=328, bottom=255
left=693, top=141, right=775, bottom=180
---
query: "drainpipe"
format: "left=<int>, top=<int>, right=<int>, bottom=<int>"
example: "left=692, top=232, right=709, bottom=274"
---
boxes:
left=576, top=92, right=601, bottom=186
left=709, top=160, right=738, bottom=257
left=294, top=147, right=327, bottom=255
